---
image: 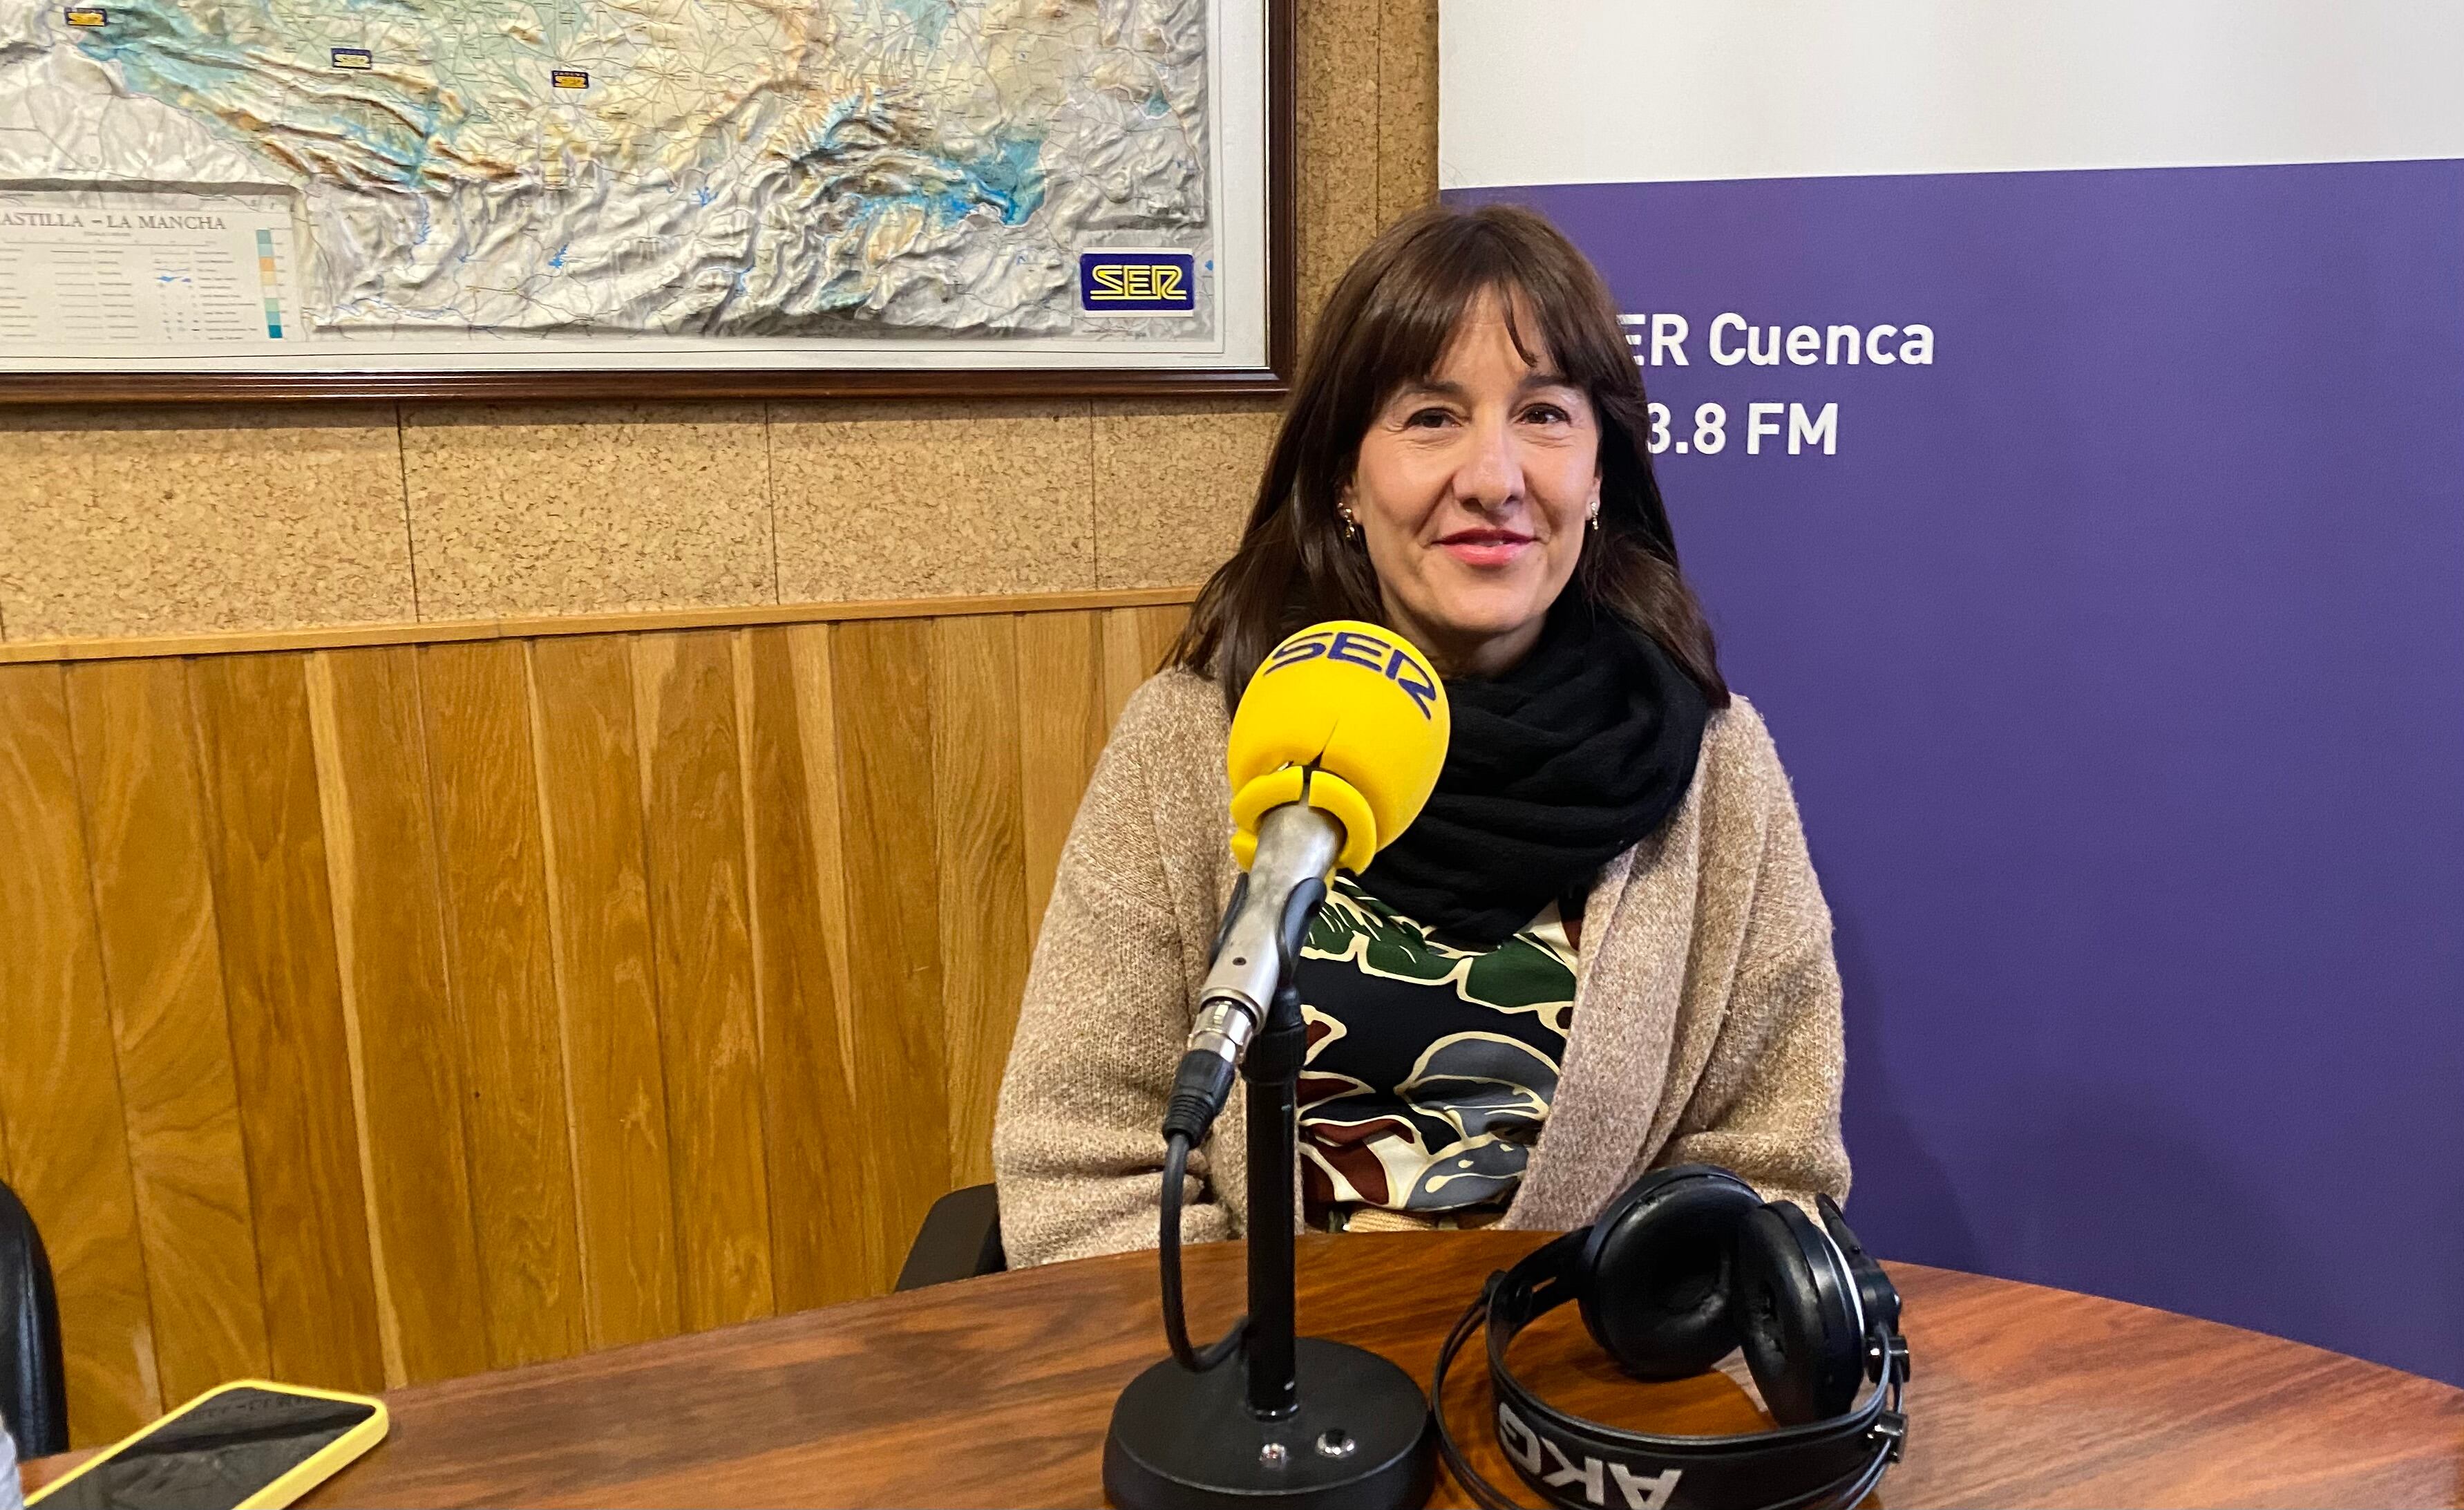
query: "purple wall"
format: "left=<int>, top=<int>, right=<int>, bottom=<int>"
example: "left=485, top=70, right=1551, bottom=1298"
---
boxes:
left=1454, top=160, right=2464, bottom=1385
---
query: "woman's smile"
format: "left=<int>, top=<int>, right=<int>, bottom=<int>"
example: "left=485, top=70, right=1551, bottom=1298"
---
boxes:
left=1434, top=525, right=1535, bottom=569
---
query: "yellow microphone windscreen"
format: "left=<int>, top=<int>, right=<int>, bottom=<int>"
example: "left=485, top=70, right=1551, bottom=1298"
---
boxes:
left=1226, top=621, right=1450, bottom=874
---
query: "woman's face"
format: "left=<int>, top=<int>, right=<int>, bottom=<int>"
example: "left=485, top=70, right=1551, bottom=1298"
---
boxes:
left=1341, top=289, right=1600, bottom=678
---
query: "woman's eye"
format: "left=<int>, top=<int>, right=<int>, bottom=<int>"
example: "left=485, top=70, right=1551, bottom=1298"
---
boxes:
left=1522, top=403, right=1571, bottom=425
left=1403, top=407, right=1453, bottom=428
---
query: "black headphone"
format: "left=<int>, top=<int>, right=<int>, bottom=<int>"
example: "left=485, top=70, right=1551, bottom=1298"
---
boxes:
left=1432, top=1165, right=1911, bottom=1510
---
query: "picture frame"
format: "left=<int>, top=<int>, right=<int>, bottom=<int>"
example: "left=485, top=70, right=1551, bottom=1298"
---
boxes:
left=0, top=0, right=1294, bottom=404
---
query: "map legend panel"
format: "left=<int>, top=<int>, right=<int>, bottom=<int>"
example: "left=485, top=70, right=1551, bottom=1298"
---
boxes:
left=0, top=190, right=302, bottom=354
left=256, top=226, right=285, bottom=337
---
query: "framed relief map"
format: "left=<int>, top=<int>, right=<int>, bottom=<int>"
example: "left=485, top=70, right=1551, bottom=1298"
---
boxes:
left=0, top=0, right=1290, bottom=399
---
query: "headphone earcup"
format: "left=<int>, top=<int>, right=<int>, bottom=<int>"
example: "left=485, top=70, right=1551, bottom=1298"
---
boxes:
left=1577, top=1166, right=1763, bottom=1381
left=1733, top=1202, right=1866, bottom=1425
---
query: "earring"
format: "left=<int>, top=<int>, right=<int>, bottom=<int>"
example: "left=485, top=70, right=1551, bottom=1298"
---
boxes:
left=1586, top=503, right=1602, bottom=532
left=1339, top=505, right=1361, bottom=542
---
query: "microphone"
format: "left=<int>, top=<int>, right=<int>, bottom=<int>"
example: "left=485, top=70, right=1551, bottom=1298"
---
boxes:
left=1159, top=621, right=1450, bottom=1143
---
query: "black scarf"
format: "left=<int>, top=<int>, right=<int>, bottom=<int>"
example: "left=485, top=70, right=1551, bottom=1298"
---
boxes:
left=1356, top=602, right=1712, bottom=949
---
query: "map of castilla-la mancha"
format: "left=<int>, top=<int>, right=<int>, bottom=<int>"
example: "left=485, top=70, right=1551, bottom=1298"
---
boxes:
left=0, top=0, right=1213, bottom=339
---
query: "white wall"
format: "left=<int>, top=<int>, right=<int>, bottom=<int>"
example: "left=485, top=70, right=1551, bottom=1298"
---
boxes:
left=1440, top=1, right=2464, bottom=187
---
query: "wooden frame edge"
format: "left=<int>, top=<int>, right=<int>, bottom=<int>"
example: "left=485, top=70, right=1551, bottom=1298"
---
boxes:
left=0, top=585, right=1202, bottom=664
left=0, top=367, right=1289, bottom=406
left=0, top=0, right=1296, bottom=407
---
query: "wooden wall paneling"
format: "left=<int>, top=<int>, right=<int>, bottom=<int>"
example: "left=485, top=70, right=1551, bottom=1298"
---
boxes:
left=1133, top=605, right=1191, bottom=678
left=779, top=627, right=862, bottom=1100
left=1099, top=603, right=1192, bottom=733
left=417, top=641, right=587, bottom=1368
left=828, top=619, right=953, bottom=1291
left=931, top=616, right=1030, bottom=1191
left=0, top=665, right=161, bottom=1444
left=737, top=626, right=875, bottom=1310
left=62, top=659, right=273, bottom=1409
left=187, top=652, right=386, bottom=1394
left=1012, top=611, right=1108, bottom=936
left=784, top=625, right=881, bottom=1292
left=303, top=648, right=489, bottom=1387
left=524, top=636, right=681, bottom=1349
left=15, top=592, right=1204, bottom=1426
left=629, top=630, right=775, bottom=1330
left=1099, top=609, right=1149, bottom=733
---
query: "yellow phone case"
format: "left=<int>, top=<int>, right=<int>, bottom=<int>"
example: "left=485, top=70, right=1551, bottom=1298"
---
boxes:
left=28, top=1379, right=389, bottom=1510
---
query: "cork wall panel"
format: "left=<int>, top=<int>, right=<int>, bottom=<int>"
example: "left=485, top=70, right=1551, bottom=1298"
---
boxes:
left=0, top=407, right=413, bottom=642
left=402, top=404, right=775, bottom=621
left=1377, top=0, right=1441, bottom=225
left=1092, top=399, right=1280, bottom=589
left=1295, top=0, right=1385, bottom=333
left=768, top=401, right=1097, bottom=603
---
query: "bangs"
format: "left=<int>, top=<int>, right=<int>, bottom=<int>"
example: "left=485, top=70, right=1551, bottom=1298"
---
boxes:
left=1354, top=278, right=1548, bottom=402
left=1339, top=223, right=1624, bottom=419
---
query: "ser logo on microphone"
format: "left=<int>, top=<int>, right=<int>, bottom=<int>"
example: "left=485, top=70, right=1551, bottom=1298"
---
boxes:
left=1260, top=628, right=1440, bottom=720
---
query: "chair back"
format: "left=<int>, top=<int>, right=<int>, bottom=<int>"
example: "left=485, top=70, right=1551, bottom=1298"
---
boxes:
left=0, top=1179, right=66, bottom=1457
left=894, top=1184, right=1007, bottom=1290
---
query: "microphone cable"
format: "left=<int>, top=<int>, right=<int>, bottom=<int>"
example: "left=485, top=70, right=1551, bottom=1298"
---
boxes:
left=1430, top=1287, right=1518, bottom=1509
left=1159, top=1130, right=1244, bottom=1373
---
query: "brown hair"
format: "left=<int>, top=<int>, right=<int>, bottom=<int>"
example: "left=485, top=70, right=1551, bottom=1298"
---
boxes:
left=1168, top=202, right=1728, bottom=712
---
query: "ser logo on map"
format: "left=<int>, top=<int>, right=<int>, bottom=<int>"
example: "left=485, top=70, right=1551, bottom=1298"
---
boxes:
left=1078, top=249, right=1196, bottom=316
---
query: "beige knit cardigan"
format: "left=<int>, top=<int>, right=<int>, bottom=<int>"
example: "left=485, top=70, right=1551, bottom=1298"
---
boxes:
left=991, top=668, right=1848, bottom=1268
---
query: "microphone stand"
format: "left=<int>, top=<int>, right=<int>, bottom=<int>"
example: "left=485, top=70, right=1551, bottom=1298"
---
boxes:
left=1240, top=978, right=1307, bottom=1421
left=1104, top=945, right=1437, bottom=1510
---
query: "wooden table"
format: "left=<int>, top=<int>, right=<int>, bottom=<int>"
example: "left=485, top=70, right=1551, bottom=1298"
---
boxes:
left=22, top=1231, right=2463, bottom=1507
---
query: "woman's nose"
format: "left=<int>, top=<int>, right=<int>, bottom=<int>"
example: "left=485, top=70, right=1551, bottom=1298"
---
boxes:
left=1452, top=415, right=1524, bottom=509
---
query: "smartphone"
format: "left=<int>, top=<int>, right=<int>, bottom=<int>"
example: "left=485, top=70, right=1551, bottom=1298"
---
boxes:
left=28, top=1381, right=386, bottom=1510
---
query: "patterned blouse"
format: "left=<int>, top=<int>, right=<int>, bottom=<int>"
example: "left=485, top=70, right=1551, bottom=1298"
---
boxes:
left=1292, top=874, right=1580, bottom=1227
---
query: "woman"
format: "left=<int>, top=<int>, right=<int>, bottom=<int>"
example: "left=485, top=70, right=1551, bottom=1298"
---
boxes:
left=992, top=203, right=1846, bottom=1265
